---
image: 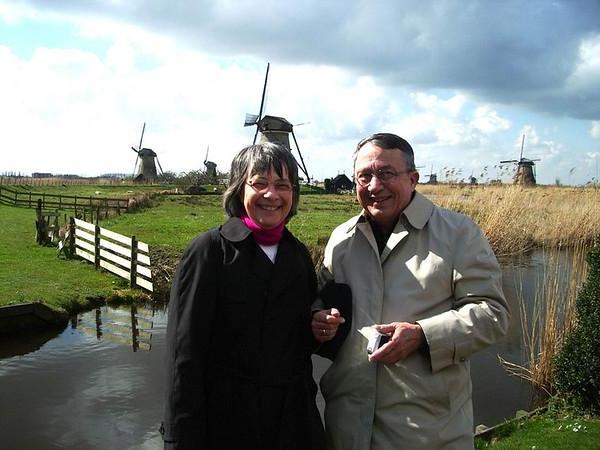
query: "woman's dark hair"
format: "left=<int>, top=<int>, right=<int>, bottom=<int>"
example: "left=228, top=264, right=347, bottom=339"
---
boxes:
left=223, top=142, right=300, bottom=221
left=353, top=133, right=416, bottom=171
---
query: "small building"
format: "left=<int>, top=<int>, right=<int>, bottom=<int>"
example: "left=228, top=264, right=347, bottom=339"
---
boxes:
left=325, top=174, right=354, bottom=193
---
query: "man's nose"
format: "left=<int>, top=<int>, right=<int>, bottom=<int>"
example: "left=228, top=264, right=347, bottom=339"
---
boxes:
left=367, top=175, right=384, bottom=191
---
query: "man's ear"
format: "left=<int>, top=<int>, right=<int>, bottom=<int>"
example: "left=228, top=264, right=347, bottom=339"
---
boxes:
left=410, top=171, right=420, bottom=187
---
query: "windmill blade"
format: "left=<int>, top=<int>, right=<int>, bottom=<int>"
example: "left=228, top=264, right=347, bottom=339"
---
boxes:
left=204, top=145, right=209, bottom=163
left=519, top=134, right=525, bottom=160
left=156, top=157, right=164, bottom=176
left=290, top=129, right=310, bottom=182
left=138, top=122, right=146, bottom=150
left=244, top=113, right=259, bottom=127
left=500, top=159, right=518, bottom=163
left=253, top=62, right=270, bottom=145
left=132, top=155, right=140, bottom=178
left=257, top=63, right=270, bottom=122
left=131, top=146, right=140, bottom=154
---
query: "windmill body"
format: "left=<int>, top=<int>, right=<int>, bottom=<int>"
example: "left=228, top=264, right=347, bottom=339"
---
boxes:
left=425, top=165, right=438, bottom=184
left=135, top=148, right=160, bottom=181
left=258, top=115, right=294, bottom=147
left=499, top=134, right=540, bottom=186
left=244, top=63, right=311, bottom=182
left=203, top=146, right=217, bottom=179
left=131, top=122, right=164, bottom=182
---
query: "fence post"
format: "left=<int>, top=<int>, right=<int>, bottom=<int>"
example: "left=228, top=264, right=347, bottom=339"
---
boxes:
left=94, top=214, right=100, bottom=270
left=130, top=235, right=138, bottom=288
left=69, top=216, right=76, bottom=257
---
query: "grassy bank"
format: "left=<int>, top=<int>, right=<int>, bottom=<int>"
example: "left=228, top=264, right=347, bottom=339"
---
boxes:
left=0, top=204, right=148, bottom=311
left=475, top=408, right=600, bottom=449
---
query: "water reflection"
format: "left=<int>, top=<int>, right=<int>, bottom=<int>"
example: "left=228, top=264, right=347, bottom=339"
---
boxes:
left=72, top=304, right=155, bottom=352
left=0, top=304, right=167, bottom=450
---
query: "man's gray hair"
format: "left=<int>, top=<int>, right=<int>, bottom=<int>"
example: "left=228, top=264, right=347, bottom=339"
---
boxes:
left=353, top=133, right=416, bottom=171
left=223, top=142, right=300, bottom=221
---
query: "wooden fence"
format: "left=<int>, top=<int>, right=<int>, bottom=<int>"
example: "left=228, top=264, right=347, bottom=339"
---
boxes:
left=73, top=218, right=153, bottom=292
left=0, top=185, right=129, bottom=214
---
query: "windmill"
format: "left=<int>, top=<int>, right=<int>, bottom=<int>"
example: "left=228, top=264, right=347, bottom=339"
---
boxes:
left=203, top=145, right=217, bottom=179
left=131, top=122, right=164, bottom=182
left=243, top=63, right=311, bottom=182
left=500, top=134, right=540, bottom=186
left=425, top=165, right=438, bottom=184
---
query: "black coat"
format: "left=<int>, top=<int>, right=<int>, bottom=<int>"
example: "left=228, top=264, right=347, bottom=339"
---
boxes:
left=162, top=218, right=325, bottom=450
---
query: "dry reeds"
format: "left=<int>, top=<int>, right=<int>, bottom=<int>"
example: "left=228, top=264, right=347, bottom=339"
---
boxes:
left=418, top=185, right=600, bottom=257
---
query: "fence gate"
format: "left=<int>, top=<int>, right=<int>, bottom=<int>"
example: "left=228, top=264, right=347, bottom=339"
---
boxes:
left=73, top=218, right=153, bottom=292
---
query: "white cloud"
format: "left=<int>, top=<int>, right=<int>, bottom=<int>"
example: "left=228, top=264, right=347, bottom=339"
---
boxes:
left=591, top=121, right=600, bottom=139
left=470, top=106, right=511, bottom=134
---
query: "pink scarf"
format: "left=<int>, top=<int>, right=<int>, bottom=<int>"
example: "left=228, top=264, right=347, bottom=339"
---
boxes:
left=240, top=214, right=285, bottom=245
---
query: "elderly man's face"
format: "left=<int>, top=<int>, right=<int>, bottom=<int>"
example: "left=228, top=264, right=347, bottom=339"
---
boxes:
left=354, top=142, right=419, bottom=230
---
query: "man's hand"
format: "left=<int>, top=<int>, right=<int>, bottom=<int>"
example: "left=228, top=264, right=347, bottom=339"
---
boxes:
left=368, top=322, right=425, bottom=365
left=312, top=308, right=345, bottom=343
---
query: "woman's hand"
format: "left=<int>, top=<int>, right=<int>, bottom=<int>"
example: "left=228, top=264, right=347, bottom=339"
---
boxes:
left=312, top=308, right=345, bottom=343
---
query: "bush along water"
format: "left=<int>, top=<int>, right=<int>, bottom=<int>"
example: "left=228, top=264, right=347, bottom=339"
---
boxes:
left=553, top=238, right=600, bottom=414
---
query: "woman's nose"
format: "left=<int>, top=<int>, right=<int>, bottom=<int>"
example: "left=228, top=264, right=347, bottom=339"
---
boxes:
left=262, top=185, right=280, bottom=198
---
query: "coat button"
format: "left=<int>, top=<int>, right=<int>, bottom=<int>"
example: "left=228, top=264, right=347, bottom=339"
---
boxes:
left=459, top=357, right=466, bottom=362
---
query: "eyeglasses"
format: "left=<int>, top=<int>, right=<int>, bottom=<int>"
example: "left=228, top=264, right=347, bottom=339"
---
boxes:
left=246, top=178, right=294, bottom=193
left=355, top=169, right=410, bottom=187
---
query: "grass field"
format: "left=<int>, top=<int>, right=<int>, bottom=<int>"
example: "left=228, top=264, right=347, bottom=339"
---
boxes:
left=0, top=204, right=144, bottom=311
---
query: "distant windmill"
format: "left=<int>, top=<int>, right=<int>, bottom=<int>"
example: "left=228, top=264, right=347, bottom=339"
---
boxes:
left=425, top=165, right=438, bottom=184
left=131, top=122, right=164, bottom=182
left=500, top=134, right=541, bottom=186
left=243, top=62, right=311, bottom=182
left=203, top=145, right=217, bottom=179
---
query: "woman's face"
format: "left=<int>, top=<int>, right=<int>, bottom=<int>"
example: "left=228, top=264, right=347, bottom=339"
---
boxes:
left=242, top=165, right=293, bottom=229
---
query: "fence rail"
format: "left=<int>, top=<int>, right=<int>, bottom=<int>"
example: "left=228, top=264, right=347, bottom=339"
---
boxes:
left=0, top=185, right=129, bottom=213
left=74, top=218, right=153, bottom=292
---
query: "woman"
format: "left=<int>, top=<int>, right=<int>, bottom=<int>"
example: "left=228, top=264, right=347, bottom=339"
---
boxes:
left=162, top=143, right=325, bottom=449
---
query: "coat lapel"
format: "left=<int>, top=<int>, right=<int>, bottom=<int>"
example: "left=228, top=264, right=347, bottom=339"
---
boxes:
left=269, top=231, right=303, bottom=299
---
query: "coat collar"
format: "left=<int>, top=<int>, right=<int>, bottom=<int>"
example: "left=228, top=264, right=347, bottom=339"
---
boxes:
left=346, top=191, right=435, bottom=262
left=219, top=217, right=303, bottom=297
left=220, top=216, right=252, bottom=242
left=343, top=191, right=434, bottom=233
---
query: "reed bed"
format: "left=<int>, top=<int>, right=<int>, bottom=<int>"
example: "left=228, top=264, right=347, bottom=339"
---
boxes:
left=418, top=185, right=600, bottom=257
left=500, top=243, right=588, bottom=405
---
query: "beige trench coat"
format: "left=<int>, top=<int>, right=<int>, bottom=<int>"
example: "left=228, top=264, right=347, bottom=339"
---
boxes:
left=319, top=192, right=510, bottom=450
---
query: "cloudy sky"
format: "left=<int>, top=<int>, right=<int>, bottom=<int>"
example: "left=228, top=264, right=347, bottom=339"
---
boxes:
left=1, top=0, right=599, bottom=185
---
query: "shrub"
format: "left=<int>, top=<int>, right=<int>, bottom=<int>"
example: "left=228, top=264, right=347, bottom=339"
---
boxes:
left=553, top=238, right=600, bottom=414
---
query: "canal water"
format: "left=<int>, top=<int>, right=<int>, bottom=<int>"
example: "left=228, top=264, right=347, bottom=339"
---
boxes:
left=0, top=247, right=587, bottom=449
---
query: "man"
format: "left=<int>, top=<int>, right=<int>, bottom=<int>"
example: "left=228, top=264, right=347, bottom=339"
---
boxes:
left=312, top=133, right=510, bottom=449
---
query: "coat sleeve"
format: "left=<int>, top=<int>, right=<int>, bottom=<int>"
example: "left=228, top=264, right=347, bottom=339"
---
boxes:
left=417, top=217, right=511, bottom=373
left=162, top=230, right=221, bottom=448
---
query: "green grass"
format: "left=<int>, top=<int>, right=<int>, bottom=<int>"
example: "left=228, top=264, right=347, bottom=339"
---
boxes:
left=0, top=204, right=146, bottom=310
left=1, top=183, right=175, bottom=198
left=475, top=412, right=600, bottom=449
left=100, top=194, right=360, bottom=250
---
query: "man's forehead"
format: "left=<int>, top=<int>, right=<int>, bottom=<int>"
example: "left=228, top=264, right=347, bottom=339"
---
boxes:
left=354, top=146, right=408, bottom=170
